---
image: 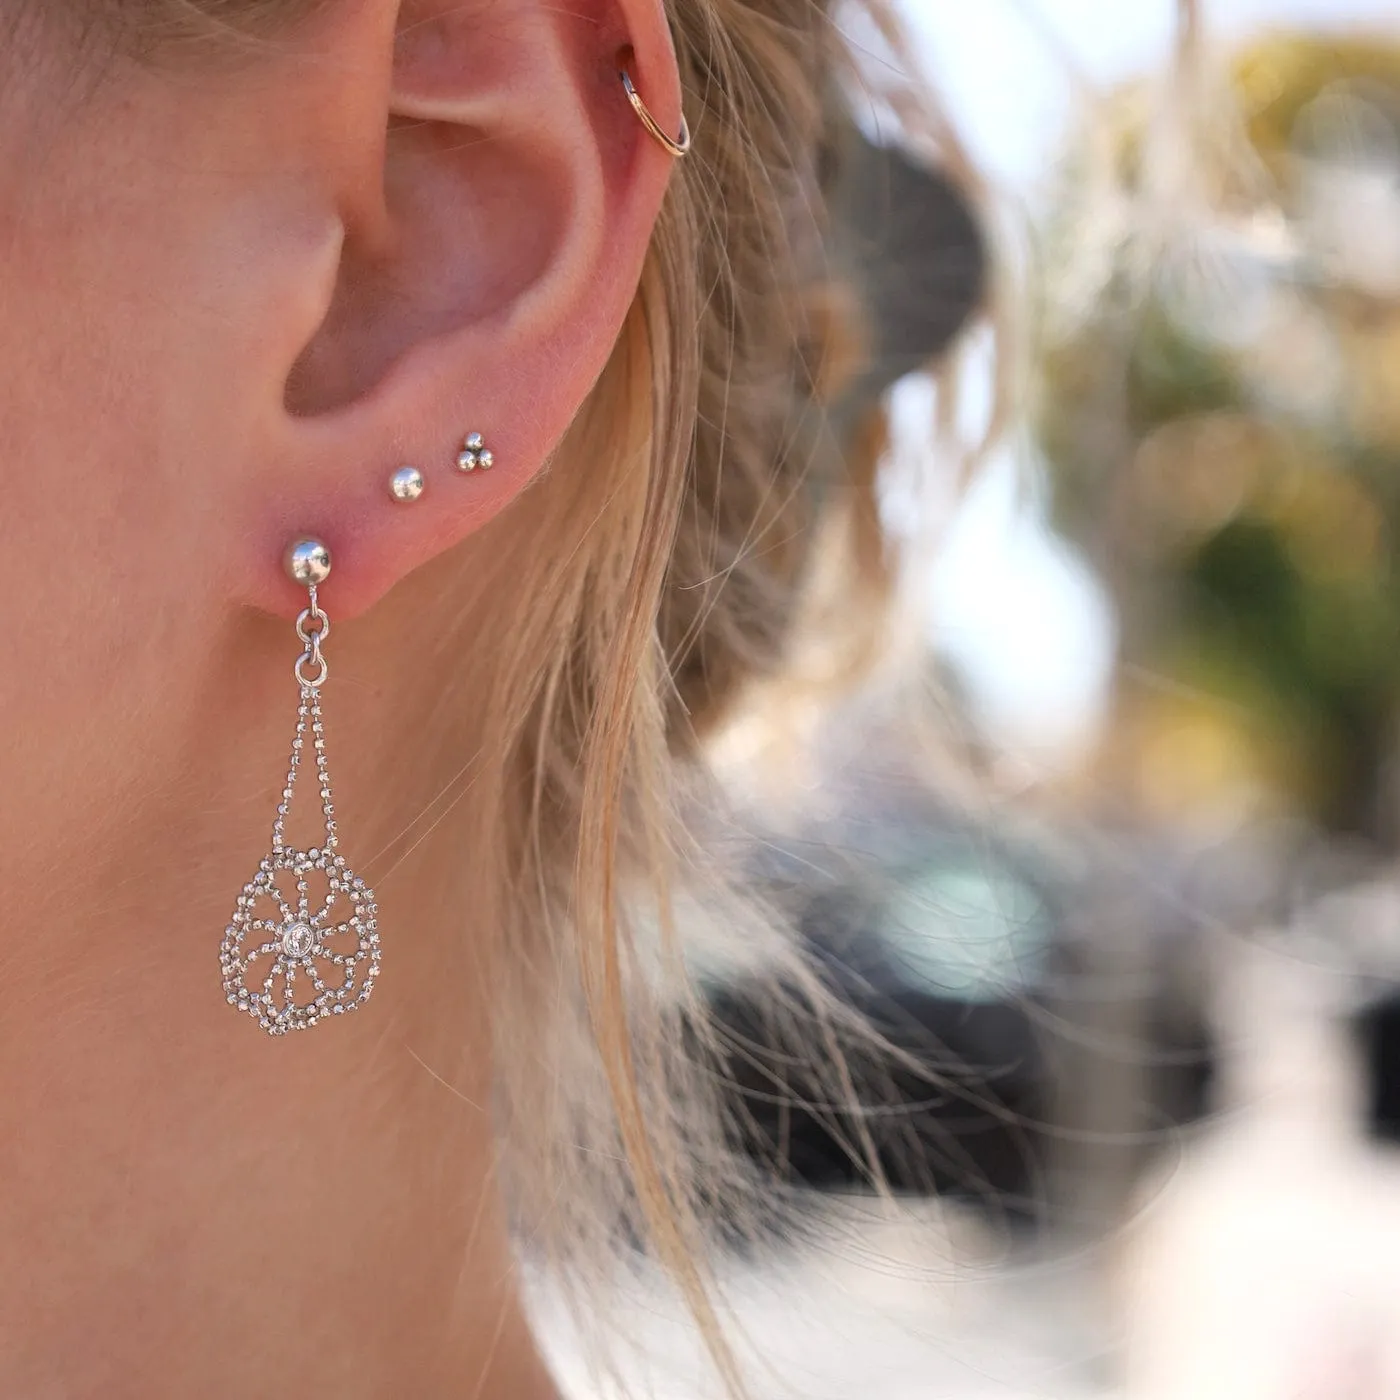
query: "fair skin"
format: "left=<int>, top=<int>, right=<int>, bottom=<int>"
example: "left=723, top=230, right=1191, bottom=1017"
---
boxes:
left=0, top=0, right=680, bottom=1394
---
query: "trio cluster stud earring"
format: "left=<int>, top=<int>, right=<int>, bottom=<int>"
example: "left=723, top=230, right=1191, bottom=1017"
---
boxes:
left=220, top=537, right=382, bottom=1037
left=456, top=432, right=494, bottom=473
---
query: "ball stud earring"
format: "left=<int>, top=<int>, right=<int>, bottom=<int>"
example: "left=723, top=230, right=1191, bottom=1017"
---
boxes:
left=285, top=537, right=332, bottom=586
left=389, top=466, right=425, bottom=503
left=220, top=536, right=382, bottom=1037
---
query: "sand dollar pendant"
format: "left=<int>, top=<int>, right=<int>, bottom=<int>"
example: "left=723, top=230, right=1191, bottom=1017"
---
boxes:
left=220, top=540, right=381, bottom=1037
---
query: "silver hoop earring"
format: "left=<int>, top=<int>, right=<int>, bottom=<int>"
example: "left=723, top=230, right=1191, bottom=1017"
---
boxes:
left=619, top=67, right=691, bottom=158
left=220, top=538, right=382, bottom=1036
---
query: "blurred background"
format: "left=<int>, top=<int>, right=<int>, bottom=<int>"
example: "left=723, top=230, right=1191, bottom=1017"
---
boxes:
left=545, top=1, right=1400, bottom=1395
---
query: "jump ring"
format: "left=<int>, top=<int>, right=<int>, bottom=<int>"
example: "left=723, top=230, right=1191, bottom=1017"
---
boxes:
left=295, top=651, right=329, bottom=689
left=296, top=606, right=331, bottom=648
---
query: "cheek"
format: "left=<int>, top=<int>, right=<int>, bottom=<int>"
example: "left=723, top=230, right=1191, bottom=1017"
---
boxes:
left=0, top=210, right=232, bottom=851
left=0, top=88, right=335, bottom=852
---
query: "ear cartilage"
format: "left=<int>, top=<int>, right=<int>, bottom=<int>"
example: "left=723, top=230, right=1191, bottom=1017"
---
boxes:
left=388, top=465, right=425, bottom=503
left=456, top=432, right=494, bottom=473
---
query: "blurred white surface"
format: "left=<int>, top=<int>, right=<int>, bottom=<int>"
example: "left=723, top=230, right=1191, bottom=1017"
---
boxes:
left=540, top=1200, right=1112, bottom=1400
left=895, top=0, right=1400, bottom=193
left=1121, top=945, right=1400, bottom=1400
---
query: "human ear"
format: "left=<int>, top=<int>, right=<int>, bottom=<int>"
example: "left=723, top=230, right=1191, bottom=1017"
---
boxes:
left=238, top=0, right=687, bottom=617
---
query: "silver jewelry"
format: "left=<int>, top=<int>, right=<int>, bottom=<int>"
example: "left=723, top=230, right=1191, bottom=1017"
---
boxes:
left=456, top=431, right=494, bottom=473
left=388, top=465, right=425, bottom=503
left=221, top=537, right=381, bottom=1036
left=286, top=537, right=332, bottom=586
left=619, top=66, right=692, bottom=158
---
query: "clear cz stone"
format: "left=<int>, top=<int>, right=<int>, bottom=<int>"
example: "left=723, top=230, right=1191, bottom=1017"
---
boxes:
left=281, top=922, right=317, bottom=958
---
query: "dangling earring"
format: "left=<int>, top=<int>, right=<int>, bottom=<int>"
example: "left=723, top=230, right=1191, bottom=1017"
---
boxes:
left=221, top=538, right=381, bottom=1036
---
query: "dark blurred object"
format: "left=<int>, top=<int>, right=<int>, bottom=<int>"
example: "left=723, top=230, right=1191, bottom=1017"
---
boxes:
left=828, top=120, right=986, bottom=413
left=705, top=798, right=1216, bottom=1231
left=709, top=942, right=1051, bottom=1219
left=1356, top=989, right=1400, bottom=1144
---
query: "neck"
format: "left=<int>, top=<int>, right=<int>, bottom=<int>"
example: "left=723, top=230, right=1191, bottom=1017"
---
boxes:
left=0, top=618, right=558, bottom=1399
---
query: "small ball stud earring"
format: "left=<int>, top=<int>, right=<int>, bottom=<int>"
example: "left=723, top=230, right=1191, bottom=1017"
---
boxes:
left=285, top=537, right=332, bottom=586
left=388, top=466, right=425, bottom=503
left=456, top=432, right=494, bottom=473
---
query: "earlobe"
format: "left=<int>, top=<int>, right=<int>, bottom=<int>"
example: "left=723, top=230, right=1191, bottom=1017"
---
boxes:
left=243, top=0, right=686, bottom=620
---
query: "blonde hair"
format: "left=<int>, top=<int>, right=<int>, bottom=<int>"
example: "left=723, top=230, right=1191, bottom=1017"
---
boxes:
left=481, top=5, right=909, bottom=1386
